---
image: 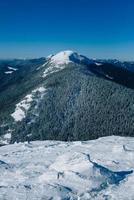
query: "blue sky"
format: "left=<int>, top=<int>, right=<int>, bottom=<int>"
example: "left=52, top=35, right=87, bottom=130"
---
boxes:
left=0, top=0, right=134, bottom=60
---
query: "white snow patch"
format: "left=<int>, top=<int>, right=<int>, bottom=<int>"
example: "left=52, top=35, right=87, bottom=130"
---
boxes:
left=43, top=63, right=66, bottom=78
left=105, top=74, right=114, bottom=80
left=33, top=86, right=46, bottom=93
left=8, top=67, right=18, bottom=71
left=11, top=86, right=47, bottom=122
left=0, top=130, right=12, bottom=145
left=4, top=71, right=13, bottom=74
left=4, top=133, right=11, bottom=139
left=95, top=62, right=103, bottom=66
left=0, top=136, right=134, bottom=199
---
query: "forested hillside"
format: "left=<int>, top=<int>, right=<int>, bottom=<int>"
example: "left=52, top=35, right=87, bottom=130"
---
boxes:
left=0, top=51, right=134, bottom=144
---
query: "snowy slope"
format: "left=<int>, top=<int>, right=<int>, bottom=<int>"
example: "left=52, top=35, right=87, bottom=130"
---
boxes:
left=11, top=86, right=47, bottom=122
left=43, top=50, right=93, bottom=77
left=50, top=50, right=73, bottom=65
left=0, top=136, right=134, bottom=200
left=50, top=50, right=93, bottom=65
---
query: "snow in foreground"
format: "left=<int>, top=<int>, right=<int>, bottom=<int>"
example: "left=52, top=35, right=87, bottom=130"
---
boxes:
left=0, top=136, right=134, bottom=200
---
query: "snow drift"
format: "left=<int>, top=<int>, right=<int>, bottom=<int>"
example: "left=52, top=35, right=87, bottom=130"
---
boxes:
left=0, top=136, right=133, bottom=200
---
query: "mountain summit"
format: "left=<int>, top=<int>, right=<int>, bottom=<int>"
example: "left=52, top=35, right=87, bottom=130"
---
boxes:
left=43, top=50, right=93, bottom=78
left=48, top=50, right=93, bottom=65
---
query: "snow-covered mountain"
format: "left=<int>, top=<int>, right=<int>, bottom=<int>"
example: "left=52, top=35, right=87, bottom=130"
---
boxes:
left=43, top=50, right=93, bottom=78
left=49, top=50, right=93, bottom=65
left=0, top=51, right=134, bottom=199
left=0, top=136, right=134, bottom=199
left=0, top=50, right=134, bottom=144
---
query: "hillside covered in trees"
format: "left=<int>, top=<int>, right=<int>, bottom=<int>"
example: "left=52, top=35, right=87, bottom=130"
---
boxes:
left=0, top=51, right=134, bottom=144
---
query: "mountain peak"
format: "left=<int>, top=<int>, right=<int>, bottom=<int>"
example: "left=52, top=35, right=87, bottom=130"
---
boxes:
left=50, top=50, right=75, bottom=65
left=49, top=50, right=93, bottom=65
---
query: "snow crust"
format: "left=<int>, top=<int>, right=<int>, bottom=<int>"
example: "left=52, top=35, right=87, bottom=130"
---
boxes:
left=11, top=86, right=47, bottom=122
left=0, top=136, right=134, bottom=199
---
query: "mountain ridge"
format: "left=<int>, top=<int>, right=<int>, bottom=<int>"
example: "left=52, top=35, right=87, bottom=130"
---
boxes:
left=0, top=50, right=134, bottom=144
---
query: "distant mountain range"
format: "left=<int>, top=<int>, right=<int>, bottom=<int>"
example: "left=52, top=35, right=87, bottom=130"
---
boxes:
left=0, top=50, right=134, bottom=144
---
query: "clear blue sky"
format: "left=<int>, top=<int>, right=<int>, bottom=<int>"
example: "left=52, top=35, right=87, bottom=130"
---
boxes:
left=0, top=0, right=134, bottom=60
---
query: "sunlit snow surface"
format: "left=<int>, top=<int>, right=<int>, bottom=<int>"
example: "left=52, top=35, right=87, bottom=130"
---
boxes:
left=43, top=50, right=93, bottom=78
left=43, top=51, right=73, bottom=78
left=0, top=136, right=134, bottom=200
left=11, top=87, right=47, bottom=122
left=50, top=50, right=73, bottom=65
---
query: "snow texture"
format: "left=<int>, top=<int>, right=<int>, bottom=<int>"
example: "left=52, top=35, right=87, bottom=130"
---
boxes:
left=11, top=87, right=47, bottom=122
left=0, top=136, right=133, bottom=199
